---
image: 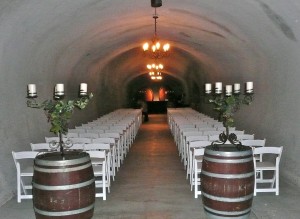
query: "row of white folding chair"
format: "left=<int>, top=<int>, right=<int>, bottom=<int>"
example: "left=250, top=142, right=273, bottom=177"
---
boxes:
left=180, top=129, right=243, bottom=168
left=84, top=143, right=112, bottom=198
left=12, top=151, right=39, bottom=203
left=85, top=150, right=108, bottom=200
left=74, top=123, right=132, bottom=158
left=188, top=141, right=211, bottom=194
left=252, top=146, right=283, bottom=196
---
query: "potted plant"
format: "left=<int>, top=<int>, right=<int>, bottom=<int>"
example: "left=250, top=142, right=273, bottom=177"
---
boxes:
left=27, top=83, right=95, bottom=219
left=200, top=82, right=255, bottom=219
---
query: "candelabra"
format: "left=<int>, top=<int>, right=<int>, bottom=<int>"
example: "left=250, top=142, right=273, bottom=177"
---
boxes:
left=205, top=81, right=254, bottom=150
left=27, top=83, right=93, bottom=156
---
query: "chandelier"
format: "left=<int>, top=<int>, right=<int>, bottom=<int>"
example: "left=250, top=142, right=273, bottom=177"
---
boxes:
left=142, top=8, right=170, bottom=59
left=147, top=63, right=163, bottom=80
left=149, top=71, right=162, bottom=80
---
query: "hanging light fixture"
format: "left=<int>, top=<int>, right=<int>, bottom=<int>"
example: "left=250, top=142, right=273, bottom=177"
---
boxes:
left=149, top=71, right=163, bottom=80
left=147, top=63, right=163, bottom=80
left=142, top=8, right=170, bottom=59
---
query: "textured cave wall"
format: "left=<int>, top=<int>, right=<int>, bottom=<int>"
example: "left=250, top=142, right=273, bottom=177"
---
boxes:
left=0, top=0, right=300, bottom=206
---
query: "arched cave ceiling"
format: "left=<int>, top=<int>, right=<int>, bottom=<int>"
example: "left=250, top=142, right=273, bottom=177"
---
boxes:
left=2, top=0, right=299, bottom=94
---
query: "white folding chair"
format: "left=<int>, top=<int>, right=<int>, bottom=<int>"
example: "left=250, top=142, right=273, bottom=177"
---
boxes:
left=252, top=146, right=283, bottom=196
left=92, top=138, right=117, bottom=177
left=79, top=133, right=100, bottom=139
left=193, top=148, right=205, bottom=198
left=241, top=139, right=266, bottom=161
left=84, top=143, right=112, bottom=189
left=187, top=140, right=211, bottom=182
left=62, top=132, right=79, bottom=138
left=12, top=151, right=38, bottom=203
left=85, top=150, right=107, bottom=200
left=99, top=133, right=122, bottom=167
left=30, top=143, right=57, bottom=152
left=67, top=137, right=92, bottom=144
left=236, top=134, right=255, bottom=140
left=68, top=128, right=86, bottom=134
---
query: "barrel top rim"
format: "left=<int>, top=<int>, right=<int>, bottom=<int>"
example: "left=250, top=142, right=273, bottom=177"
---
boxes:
left=35, top=151, right=89, bottom=162
left=205, top=144, right=252, bottom=157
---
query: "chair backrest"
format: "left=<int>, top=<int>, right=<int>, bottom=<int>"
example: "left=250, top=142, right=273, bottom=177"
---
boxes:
left=69, top=143, right=85, bottom=150
left=84, top=143, right=110, bottom=151
left=99, top=133, right=120, bottom=139
left=12, top=151, right=38, bottom=167
left=193, top=148, right=205, bottom=156
left=241, top=139, right=266, bottom=147
left=68, top=128, right=86, bottom=134
left=68, top=137, right=92, bottom=144
left=30, top=143, right=53, bottom=151
left=189, top=140, right=211, bottom=148
left=203, top=130, right=222, bottom=136
left=92, top=137, right=115, bottom=144
left=62, top=132, right=79, bottom=138
left=236, top=134, right=255, bottom=140
left=183, top=131, right=203, bottom=138
left=93, top=125, right=110, bottom=130
left=186, top=135, right=209, bottom=142
left=208, top=134, right=221, bottom=141
left=79, top=133, right=99, bottom=139
left=253, top=146, right=283, bottom=166
left=197, top=127, right=216, bottom=132
left=231, top=130, right=245, bottom=135
left=85, top=150, right=106, bottom=160
left=45, top=137, right=62, bottom=143
left=217, top=126, right=236, bottom=131
left=253, top=146, right=283, bottom=156
left=86, top=129, right=105, bottom=134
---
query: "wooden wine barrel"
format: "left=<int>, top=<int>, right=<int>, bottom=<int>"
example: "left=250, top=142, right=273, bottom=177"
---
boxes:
left=201, top=144, right=254, bottom=219
left=32, top=151, right=95, bottom=219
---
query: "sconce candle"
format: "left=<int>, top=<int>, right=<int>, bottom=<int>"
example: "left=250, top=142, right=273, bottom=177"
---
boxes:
left=204, top=81, right=254, bottom=147
left=234, top=83, right=241, bottom=94
left=27, top=84, right=37, bottom=97
left=215, top=82, right=222, bottom=94
left=205, top=83, right=212, bottom=94
left=225, top=85, right=233, bottom=96
left=246, top=81, right=254, bottom=93
left=80, top=83, right=88, bottom=96
left=26, top=83, right=93, bottom=157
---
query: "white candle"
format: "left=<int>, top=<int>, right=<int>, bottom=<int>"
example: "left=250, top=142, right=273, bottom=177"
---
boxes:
left=80, top=83, right=87, bottom=92
left=225, top=85, right=232, bottom=96
left=234, top=83, right=240, bottom=94
left=27, top=84, right=37, bottom=97
left=215, top=82, right=222, bottom=94
left=55, top=83, right=64, bottom=95
left=205, top=83, right=212, bottom=94
left=246, top=81, right=253, bottom=93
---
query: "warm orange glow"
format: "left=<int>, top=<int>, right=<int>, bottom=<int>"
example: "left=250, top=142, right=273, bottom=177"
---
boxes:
left=163, top=43, right=170, bottom=52
left=143, top=43, right=149, bottom=51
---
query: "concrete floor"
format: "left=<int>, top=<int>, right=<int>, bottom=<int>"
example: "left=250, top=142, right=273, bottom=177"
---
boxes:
left=2, top=114, right=300, bottom=219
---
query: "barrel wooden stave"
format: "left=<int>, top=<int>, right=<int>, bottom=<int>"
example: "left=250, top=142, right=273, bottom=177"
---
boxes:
left=33, top=151, right=95, bottom=219
left=201, top=145, right=254, bottom=219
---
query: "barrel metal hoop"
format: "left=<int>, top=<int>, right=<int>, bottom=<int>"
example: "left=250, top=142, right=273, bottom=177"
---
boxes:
left=202, top=192, right=253, bottom=202
left=34, top=162, right=92, bottom=173
left=201, top=170, right=254, bottom=179
left=33, top=178, right=95, bottom=190
left=34, top=203, right=94, bottom=216
left=35, top=156, right=91, bottom=167
left=205, top=149, right=252, bottom=157
left=204, top=156, right=253, bottom=163
left=204, top=205, right=252, bottom=216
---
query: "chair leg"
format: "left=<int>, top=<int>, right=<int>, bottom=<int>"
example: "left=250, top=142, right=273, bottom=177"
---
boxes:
left=194, top=160, right=198, bottom=198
